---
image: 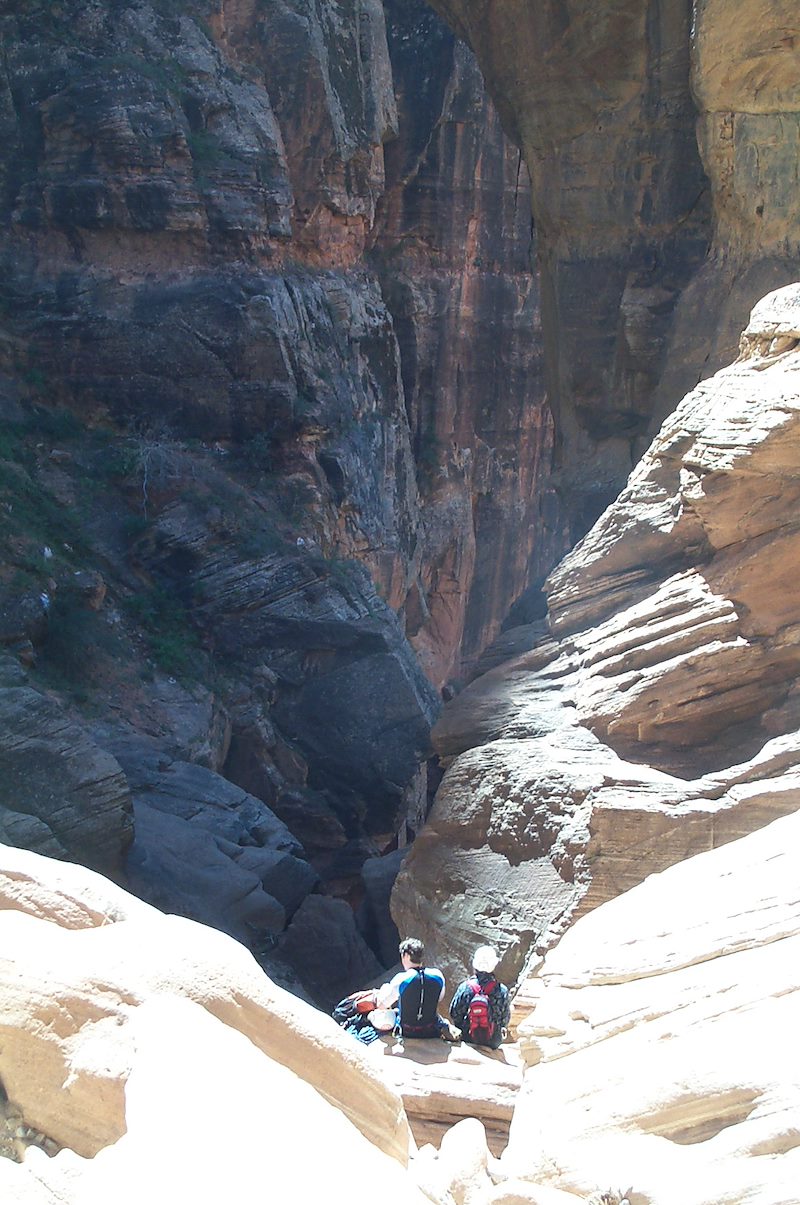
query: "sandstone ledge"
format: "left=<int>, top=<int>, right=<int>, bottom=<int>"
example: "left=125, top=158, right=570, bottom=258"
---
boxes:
left=506, top=810, right=800, bottom=1204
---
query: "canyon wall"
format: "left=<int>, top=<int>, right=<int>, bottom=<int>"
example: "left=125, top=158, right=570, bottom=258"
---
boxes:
left=426, top=0, right=800, bottom=538
left=375, top=0, right=561, bottom=683
left=0, top=0, right=554, bottom=998
left=0, top=0, right=555, bottom=689
left=4, top=0, right=799, bottom=1014
left=394, top=284, right=800, bottom=993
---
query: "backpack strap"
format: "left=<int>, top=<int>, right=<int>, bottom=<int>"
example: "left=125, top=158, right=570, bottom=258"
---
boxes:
left=415, top=968, right=426, bottom=1022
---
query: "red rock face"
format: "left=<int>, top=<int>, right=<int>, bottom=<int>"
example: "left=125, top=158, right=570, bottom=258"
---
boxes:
left=0, top=0, right=561, bottom=695
left=425, top=0, right=800, bottom=544
left=429, top=1, right=800, bottom=534
left=372, top=2, right=563, bottom=685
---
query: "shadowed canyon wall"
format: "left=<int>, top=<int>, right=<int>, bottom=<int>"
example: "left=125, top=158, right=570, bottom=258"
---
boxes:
left=0, top=0, right=558, bottom=691
left=0, top=0, right=558, bottom=1001
left=374, top=0, right=561, bottom=684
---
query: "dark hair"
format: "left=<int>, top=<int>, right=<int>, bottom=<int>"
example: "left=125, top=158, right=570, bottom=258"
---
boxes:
left=398, top=937, right=424, bottom=965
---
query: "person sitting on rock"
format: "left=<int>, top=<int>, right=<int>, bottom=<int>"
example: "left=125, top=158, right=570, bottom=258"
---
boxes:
left=377, top=936, right=455, bottom=1039
left=449, top=945, right=510, bottom=1049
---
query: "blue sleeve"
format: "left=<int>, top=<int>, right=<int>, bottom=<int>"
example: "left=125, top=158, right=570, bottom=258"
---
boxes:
left=449, top=982, right=470, bottom=1026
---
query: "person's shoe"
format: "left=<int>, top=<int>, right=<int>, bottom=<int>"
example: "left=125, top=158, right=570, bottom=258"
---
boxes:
left=440, top=1022, right=461, bottom=1043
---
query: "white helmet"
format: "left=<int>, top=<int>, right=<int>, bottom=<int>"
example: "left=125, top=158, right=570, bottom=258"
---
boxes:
left=472, top=945, right=499, bottom=973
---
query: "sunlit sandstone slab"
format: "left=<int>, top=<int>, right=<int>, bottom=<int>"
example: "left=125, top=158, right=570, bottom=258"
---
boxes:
left=0, top=994, right=428, bottom=1205
left=394, top=718, right=800, bottom=996
left=503, top=810, right=800, bottom=1204
left=0, top=844, right=425, bottom=1203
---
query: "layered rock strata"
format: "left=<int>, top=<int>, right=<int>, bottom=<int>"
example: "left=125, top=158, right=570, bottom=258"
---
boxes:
left=426, top=0, right=800, bottom=537
left=374, top=0, right=559, bottom=682
left=0, top=0, right=549, bottom=992
left=393, top=285, right=800, bottom=992
left=0, top=0, right=549, bottom=689
left=0, top=677, right=132, bottom=877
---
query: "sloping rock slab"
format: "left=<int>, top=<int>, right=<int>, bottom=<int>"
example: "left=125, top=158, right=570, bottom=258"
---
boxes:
left=504, top=809, right=800, bottom=1204
left=0, top=844, right=418, bottom=1187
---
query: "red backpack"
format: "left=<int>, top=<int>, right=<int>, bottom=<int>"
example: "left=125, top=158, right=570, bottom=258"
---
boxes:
left=468, top=976, right=497, bottom=1044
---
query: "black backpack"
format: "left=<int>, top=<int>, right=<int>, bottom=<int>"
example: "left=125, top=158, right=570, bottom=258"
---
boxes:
left=467, top=976, right=497, bottom=1045
left=398, top=967, right=441, bottom=1037
left=330, top=994, right=383, bottom=1045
